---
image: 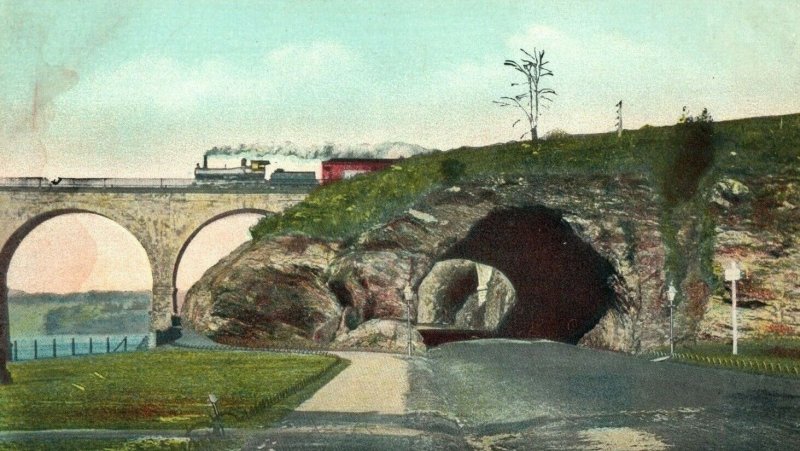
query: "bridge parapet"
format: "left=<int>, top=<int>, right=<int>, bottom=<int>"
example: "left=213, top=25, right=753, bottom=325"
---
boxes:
left=0, top=177, right=318, bottom=193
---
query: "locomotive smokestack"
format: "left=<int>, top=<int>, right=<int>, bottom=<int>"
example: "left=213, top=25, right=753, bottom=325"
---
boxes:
left=203, top=155, right=208, bottom=169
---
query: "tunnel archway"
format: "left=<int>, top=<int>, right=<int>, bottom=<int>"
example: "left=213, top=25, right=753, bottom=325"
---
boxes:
left=440, top=206, right=619, bottom=344
left=172, top=209, right=269, bottom=315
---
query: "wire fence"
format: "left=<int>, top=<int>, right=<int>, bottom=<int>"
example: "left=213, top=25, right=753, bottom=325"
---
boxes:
left=8, top=335, right=148, bottom=362
left=644, top=350, right=800, bottom=376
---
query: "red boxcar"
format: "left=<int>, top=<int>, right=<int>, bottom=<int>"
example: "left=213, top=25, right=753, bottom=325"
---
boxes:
left=321, top=158, right=396, bottom=184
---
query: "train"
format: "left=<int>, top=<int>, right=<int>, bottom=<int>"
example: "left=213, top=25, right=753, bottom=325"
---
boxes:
left=194, top=156, right=397, bottom=187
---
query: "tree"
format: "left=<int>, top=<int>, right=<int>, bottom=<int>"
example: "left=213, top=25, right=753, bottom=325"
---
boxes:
left=495, top=48, right=556, bottom=142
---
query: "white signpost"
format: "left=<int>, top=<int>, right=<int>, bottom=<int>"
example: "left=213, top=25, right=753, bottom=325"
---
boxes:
left=724, top=261, right=742, bottom=355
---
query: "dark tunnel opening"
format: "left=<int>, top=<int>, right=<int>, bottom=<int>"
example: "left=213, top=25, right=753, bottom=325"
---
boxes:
left=439, top=267, right=478, bottom=323
left=438, top=206, right=618, bottom=344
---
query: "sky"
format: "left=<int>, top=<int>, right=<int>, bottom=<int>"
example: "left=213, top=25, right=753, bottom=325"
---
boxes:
left=7, top=212, right=261, bottom=298
left=2, top=1, right=799, bottom=296
left=1, top=0, right=798, bottom=179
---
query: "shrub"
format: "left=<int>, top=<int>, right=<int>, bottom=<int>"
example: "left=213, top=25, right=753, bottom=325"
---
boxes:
left=439, top=158, right=466, bottom=184
left=657, top=107, right=716, bottom=206
left=544, top=128, right=570, bottom=141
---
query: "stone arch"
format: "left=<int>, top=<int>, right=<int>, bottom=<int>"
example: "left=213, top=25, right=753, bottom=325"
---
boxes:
left=417, top=259, right=516, bottom=331
left=171, top=208, right=270, bottom=314
left=0, top=209, right=154, bottom=382
left=440, top=205, right=623, bottom=344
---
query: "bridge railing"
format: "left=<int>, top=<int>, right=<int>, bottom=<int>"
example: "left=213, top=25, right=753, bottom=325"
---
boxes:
left=0, top=177, right=197, bottom=188
left=0, top=177, right=50, bottom=187
left=0, top=177, right=320, bottom=190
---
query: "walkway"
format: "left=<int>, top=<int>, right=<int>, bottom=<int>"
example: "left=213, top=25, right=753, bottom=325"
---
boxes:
left=296, top=351, right=409, bottom=415
left=242, top=351, right=468, bottom=450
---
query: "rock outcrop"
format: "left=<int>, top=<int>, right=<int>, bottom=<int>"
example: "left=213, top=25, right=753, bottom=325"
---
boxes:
left=333, top=319, right=426, bottom=353
left=183, top=174, right=661, bottom=352
left=182, top=172, right=800, bottom=353
left=181, top=235, right=342, bottom=347
left=698, top=176, right=800, bottom=341
left=326, top=251, right=430, bottom=322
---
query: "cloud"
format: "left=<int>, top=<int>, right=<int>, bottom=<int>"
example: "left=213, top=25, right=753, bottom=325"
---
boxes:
left=70, top=40, right=360, bottom=114
left=266, top=41, right=356, bottom=76
left=77, top=56, right=228, bottom=110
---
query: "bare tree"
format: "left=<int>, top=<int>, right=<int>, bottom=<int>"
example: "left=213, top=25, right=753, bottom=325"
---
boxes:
left=495, top=48, right=556, bottom=142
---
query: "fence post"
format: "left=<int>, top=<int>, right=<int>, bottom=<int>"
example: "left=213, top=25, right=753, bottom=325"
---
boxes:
left=89, top=338, right=93, bottom=354
left=53, top=338, right=57, bottom=358
left=72, top=338, right=75, bottom=356
left=13, top=340, right=17, bottom=361
left=34, top=339, right=38, bottom=359
left=124, top=337, right=127, bottom=352
left=106, top=337, right=110, bottom=353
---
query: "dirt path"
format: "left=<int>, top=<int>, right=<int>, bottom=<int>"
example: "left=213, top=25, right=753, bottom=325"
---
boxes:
left=295, top=351, right=409, bottom=415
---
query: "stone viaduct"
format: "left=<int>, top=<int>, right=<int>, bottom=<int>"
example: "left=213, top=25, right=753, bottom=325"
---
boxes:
left=0, top=179, right=307, bottom=382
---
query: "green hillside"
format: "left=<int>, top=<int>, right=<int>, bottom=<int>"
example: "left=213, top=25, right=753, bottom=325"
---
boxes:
left=251, top=113, right=800, bottom=241
left=8, top=291, right=151, bottom=336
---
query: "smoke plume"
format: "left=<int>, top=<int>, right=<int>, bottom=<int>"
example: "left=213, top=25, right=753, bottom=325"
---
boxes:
left=204, top=141, right=436, bottom=160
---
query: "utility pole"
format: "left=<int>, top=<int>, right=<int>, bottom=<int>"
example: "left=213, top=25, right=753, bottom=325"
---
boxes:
left=667, top=283, right=677, bottom=358
left=615, top=100, right=623, bottom=138
left=403, top=286, right=414, bottom=357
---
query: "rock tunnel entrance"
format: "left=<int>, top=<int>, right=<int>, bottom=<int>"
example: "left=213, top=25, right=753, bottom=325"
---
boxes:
left=432, top=206, right=619, bottom=345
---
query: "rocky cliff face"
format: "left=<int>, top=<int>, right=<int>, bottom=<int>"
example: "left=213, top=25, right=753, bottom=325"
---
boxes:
left=697, top=176, right=800, bottom=341
left=181, top=172, right=800, bottom=353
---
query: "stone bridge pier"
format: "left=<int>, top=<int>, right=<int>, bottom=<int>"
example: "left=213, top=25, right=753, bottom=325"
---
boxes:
left=0, top=186, right=306, bottom=383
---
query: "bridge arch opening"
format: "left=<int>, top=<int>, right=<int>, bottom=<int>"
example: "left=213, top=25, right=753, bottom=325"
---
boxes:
left=438, top=206, right=621, bottom=345
left=416, top=259, right=516, bottom=346
left=173, top=209, right=269, bottom=315
left=1, top=211, right=153, bottom=369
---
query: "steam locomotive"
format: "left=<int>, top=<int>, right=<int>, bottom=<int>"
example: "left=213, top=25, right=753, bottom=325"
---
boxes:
left=194, top=156, right=396, bottom=186
left=194, top=156, right=271, bottom=183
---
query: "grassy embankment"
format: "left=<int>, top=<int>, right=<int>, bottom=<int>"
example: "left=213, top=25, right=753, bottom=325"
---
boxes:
left=251, top=113, right=800, bottom=242
left=648, top=338, right=800, bottom=378
left=0, top=349, right=345, bottom=432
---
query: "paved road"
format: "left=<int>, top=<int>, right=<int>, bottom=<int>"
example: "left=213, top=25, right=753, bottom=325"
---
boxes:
left=247, top=339, right=800, bottom=450
left=410, top=339, right=800, bottom=450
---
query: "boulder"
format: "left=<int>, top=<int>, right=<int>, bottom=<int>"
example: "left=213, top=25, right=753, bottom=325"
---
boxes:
left=334, top=319, right=426, bottom=353
left=326, top=251, right=430, bottom=323
left=711, top=178, right=750, bottom=208
left=182, top=235, right=342, bottom=347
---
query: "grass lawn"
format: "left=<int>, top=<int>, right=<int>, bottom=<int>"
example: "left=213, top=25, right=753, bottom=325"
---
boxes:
left=0, top=348, right=346, bottom=431
left=651, top=338, right=800, bottom=378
